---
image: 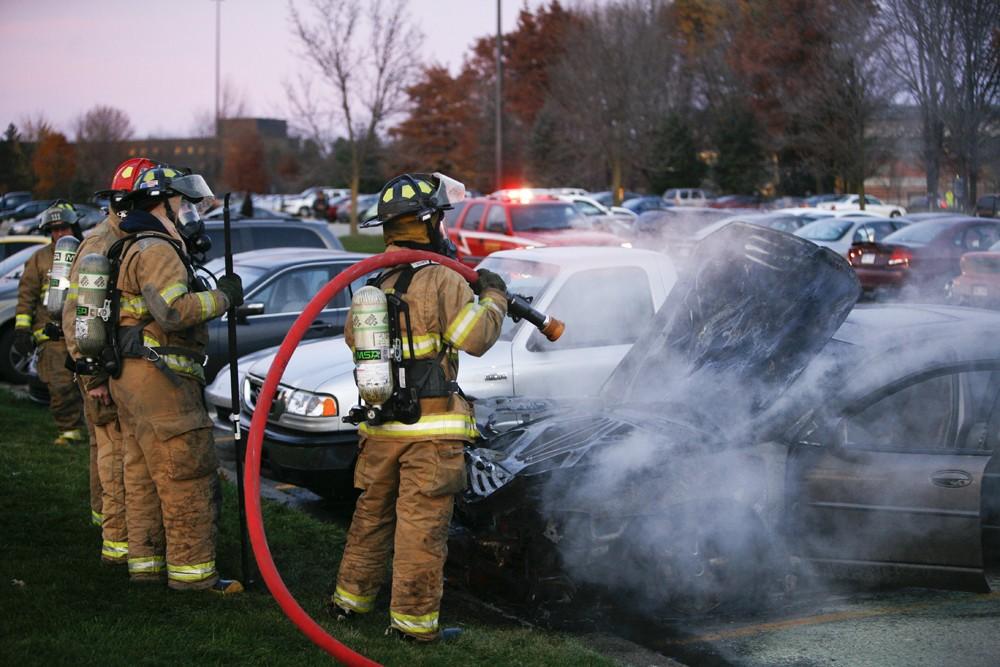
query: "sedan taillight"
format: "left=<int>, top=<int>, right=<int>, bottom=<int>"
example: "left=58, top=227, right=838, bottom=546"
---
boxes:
left=888, top=248, right=912, bottom=267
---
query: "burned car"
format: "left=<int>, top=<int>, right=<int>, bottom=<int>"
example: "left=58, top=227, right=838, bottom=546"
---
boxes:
left=453, top=222, right=1000, bottom=616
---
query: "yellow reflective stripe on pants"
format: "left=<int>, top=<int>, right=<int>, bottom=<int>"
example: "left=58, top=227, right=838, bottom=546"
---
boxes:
left=102, top=540, right=128, bottom=559
left=359, top=413, right=478, bottom=440
left=32, top=327, right=50, bottom=343
left=15, top=314, right=31, bottom=328
left=91, top=510, right=103, bottom=526
left=332, top=586, right=375, bottom=613
left=444, top=300, right=489, bottom=347
left=159, top=281, right=188, bottom=305
left=390, top=610, right=439, bottom=635
left=128, top=555, right=165, bottom=574
left=167, top=561, right=216, bottom=583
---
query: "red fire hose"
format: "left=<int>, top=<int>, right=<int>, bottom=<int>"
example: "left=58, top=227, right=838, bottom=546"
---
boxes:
left=244, top=251, right=477, bottom=665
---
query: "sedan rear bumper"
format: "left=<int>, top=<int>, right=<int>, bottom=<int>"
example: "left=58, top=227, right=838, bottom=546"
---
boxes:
left=853, top=267, right=908, bottom=291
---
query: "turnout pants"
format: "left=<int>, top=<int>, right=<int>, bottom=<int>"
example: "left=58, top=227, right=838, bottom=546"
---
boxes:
left=37, top=340, right=84, bottom=432
left=79, top=376, right=128, bottom=563
left=333, top=437, right=467, bottom=640
left=111, top=358, right=220, bottom=590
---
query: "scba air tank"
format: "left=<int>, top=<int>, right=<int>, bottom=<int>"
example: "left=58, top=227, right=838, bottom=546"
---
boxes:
left=46, top=236, right=80, bottom=315
left=75, top=253, right=112, bottom=357
left=351, top=285, right=393, bottom=404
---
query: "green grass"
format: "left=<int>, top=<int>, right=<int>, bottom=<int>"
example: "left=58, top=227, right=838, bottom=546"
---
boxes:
left=339, top=234, right=386, bottom=254
left=0, top=389, right=611, bottom=666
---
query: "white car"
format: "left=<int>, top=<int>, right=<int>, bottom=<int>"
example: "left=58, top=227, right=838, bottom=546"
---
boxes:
left=794, top=215, right=910, bottom=256
left=663, top=188, right=712, bottom=207
left=211, top=247, right=678, bottom=496
left=816, top=194, right=906, bottom=217
left=560, top=195, right=637, bottom=220
left=279, top=186, right=350, bottom=217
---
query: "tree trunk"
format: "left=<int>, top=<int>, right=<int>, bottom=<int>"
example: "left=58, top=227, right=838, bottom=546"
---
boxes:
left=349, top=147, right=360, bottom=236
left=922, top=113, right=942, bottom=208
left=611, top=156, right=622, bottom=206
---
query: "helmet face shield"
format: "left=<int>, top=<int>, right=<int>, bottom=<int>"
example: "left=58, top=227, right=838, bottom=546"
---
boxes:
left=169, top=174, right=214, bottom=202
left=430, top=172, right=466, bottom=209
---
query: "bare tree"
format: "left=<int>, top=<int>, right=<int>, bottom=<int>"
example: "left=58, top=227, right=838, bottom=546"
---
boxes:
left=880, top=0, right=958, bottom=203
left=191, top=79, right=250, bottom=137
left=941, top=0, right=1000, bottom=209
left=288, top=0, right=422, bottom=232
left=545, top=0, right=681, bottom=201
left=18, top=113, right=55, bottom=142
left=73, top=105, right=135, bottom=192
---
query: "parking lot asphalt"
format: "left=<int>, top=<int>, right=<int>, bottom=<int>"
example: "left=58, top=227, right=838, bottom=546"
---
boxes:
left=629, top=574, right=1000, bottom=667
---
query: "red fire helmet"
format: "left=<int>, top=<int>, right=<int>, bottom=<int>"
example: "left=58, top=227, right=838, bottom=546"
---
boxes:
left=110, top=157, right=160, bottom=192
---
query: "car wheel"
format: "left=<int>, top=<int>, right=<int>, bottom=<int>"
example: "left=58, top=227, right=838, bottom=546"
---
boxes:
left=890, top=210, right=901, bottom=217
left=0, top=326, right=32, bottom=384
left=298, top=206, right=311, bottom=218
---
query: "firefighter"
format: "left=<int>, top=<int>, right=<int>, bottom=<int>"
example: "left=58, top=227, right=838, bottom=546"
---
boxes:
left=329, top=173, right=508, bottom=641
left=62, top=157, right=159, bottom=559
left=14, top=202, right=85, bottom=446
left=109, top=165, right=244, bottom=592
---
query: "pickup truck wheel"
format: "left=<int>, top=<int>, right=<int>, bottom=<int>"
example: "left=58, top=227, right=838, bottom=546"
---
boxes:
left=298, top=206, right=311, bottom=218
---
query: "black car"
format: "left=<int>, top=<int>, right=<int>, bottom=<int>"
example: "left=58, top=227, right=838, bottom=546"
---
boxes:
left=976, top=194, right=998, bottom=218
left=454, top=223, right=1000, bottom=616
left=201, top=218, right=343, bottom=262
left=3, top=199, right=55, bottom=225
left=0, top=191, right=31, bottom=217
left=200, top=248, right=367, bottom=381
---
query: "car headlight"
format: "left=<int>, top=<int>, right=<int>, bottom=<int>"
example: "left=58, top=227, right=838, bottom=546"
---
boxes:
left=283, top=388, right=338, bottom=417
left=620, top=242, right=633, bottom=248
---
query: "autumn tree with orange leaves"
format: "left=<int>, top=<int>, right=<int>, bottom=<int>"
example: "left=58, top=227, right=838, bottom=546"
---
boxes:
left=32, top=132, right=76, bottom=198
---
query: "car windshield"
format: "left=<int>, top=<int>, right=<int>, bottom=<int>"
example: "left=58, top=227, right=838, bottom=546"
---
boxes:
left=477, top=256, right=559, bottom=340
left=797, top=219, right=852, bottom=241
left=509, top=203, right=579, bottom=231
left=883, top=221, right=950, bottom=245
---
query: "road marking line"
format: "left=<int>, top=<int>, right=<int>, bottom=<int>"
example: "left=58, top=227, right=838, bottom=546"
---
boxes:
left=668, top=591, right=1000, bottom=645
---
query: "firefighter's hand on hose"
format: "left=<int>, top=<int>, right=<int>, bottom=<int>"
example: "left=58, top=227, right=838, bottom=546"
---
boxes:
left=473, top=268, right=506, bottom=295
left=13, top=329, right=33, bottom=356
left=218, top=274, right=245, bottom=308
left=88, top=383, right=113, bottom=406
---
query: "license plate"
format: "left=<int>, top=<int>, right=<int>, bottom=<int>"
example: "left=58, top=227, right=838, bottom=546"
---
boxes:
left=974, top=285, right=988, bottom=297
left=861, top=253, right=876, bottom=265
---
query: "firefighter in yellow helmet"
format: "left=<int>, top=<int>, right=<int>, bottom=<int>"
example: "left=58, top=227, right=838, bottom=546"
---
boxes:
left=328, top=173, right=508, bottom=641
left=14, top=201, right=85, bottom=446
left=62, top=158, right=160, bottom=559
left=108, top=165, right=244, bottom=593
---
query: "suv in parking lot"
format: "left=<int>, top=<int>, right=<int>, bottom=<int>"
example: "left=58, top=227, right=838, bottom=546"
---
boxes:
left=663, top=188, right=711, bottom=206
left=447, top=194, right=625, bottom=266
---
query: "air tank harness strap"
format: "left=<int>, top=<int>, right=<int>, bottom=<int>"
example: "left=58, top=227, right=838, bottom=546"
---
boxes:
left=373, top=262, right=459, bottom=400
left=116, top=324, right=206, bottom=386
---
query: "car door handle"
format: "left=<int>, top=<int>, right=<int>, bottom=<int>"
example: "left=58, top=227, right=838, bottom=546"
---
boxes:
left=930, top=469, right=973, bottom=488
left=484, top=373, right=508, bottom=381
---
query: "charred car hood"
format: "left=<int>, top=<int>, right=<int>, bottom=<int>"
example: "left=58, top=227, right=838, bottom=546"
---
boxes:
left=466, top=223, right=860, bottom=500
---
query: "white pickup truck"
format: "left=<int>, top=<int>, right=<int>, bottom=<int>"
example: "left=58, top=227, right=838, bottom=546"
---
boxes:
left=205, top=246, right=678, bottom=496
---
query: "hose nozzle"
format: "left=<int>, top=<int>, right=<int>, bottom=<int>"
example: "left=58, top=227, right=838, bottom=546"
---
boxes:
left=507, top=293, right=564, bottom=341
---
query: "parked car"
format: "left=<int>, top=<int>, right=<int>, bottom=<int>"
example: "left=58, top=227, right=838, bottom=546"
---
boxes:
left=2, top=199, right=55, bottom=225
left=631, top=207, right=739, bottom=256
left=620, top=196, right=671, bottom=215
left=280, top=187, right=350, bottom=217
left=200, top=218, right=343, bottom=262
left=805, top=193, right=841, bottom=207
left=559, top=195, right=635, bottom=220
left=709, top=194, right=767, bottom=209
left=0, top=191, right=32, bottom=217
left=454, top=223, right=1000, bottom=615
left=976, top=194, right=999, bottom=218
left=196, top=248, right=368, bottom=382
left=215, top=246, right=678, bottom=497
left=0, top=244, right=48, bottom=382
left=848, top=216, right=1000, bottom=297
left=336, top=194, right=378, bottom=222
left=591, top=191, right=644, bottom=207
left=0, top=235, right=48, bottom=259
left=447, top=194, right=626, bottom=266
left=949, top=240, right=1000, bottom=308
left=908, top=194, right=949, bottom=213
left=663, top=188, right=712, bottom=206
left=817, top=194, right=906, bottom=217
left=795, top=215, right=910, bottom=256
left=204, top=203, right=295, bottom=221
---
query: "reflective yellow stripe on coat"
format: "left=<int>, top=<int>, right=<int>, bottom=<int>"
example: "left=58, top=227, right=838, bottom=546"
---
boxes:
left=359, top=413, right=478, bottom=440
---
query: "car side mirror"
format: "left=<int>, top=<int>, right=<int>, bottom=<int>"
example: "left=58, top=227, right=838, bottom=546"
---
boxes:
left=236, top=302, right=265, bottom=321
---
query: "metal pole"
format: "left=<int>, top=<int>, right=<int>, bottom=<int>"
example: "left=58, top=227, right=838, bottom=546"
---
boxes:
left=495, top=0, right=503, bottom=192
left=223, top=193, right=254, bottom=586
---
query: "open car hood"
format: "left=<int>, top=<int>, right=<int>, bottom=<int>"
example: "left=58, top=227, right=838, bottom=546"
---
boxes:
left=466, top=223, right=860, bottom=500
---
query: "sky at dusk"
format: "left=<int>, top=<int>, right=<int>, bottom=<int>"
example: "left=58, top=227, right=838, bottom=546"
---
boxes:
left=1, top=0, right=558, bottom=138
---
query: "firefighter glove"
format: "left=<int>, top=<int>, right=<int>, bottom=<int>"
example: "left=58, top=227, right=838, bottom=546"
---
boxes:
left=13, top=329, right=34, bottom=356
left=218, top=274, right=245, bottom=308
left=473, top=268, right=507, bottom=295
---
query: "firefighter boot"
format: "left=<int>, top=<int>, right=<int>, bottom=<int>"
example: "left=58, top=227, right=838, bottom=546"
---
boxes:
left=210, top=579, right=244, bottom=595
left=54, top=429, right=85, bottom=447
